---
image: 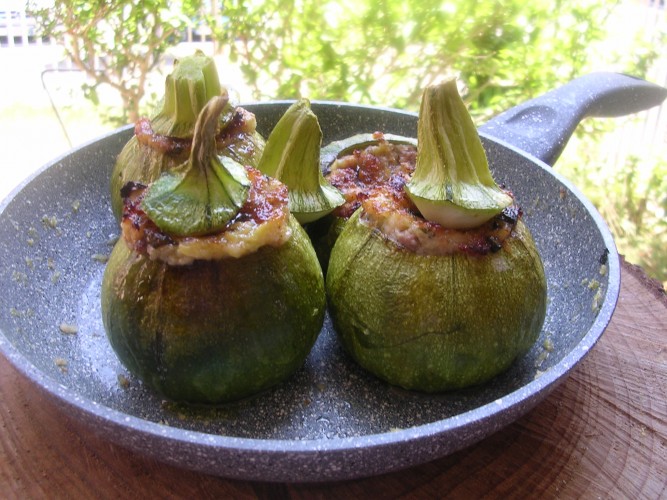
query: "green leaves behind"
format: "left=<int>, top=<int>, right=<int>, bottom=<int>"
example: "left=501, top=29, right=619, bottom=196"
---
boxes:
left=141, top=95, right=250, bottom=237
left=258, top=99, right=344, bottom=224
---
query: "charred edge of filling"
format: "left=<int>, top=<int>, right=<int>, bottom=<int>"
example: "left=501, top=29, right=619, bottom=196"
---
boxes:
left=120, top=180, right=146, bottom=200
left=361, top=190, right=521, bottom=257
left=119, top=167, right=288, bottom=256
left=120, top=181, right=175, bottom=253
left=453, top=205, right=522, bottom=256
left=496, top=203, right=522, bottom=226
left=134, top=109, right=251, bottom=157
left=216, top=109, right=248, bottom=144
left=134, top=119, right=191, bottom=156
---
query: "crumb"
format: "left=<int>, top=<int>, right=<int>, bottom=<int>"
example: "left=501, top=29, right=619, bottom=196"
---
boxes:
left=41, top=215, right=58, bottom=229
left=117, top=374, right=130, bottom=389
left=72, top=200, right=81, bottom=212
left=535, top=349, right=549, bottom=367
left=12, top=271, right=27, bottom=284
left=59, top=323, right=78, bottom=335
left=92, top=253, right=109, bottom=263
left=11, top=308, right=35, bottom=318
left=592, top=289, right=603, bottom=313
left=54, top=358, right=68, bottom=372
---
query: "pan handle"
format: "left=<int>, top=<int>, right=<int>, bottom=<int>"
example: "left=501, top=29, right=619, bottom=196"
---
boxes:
left=478, top=72, right=667, bottom=166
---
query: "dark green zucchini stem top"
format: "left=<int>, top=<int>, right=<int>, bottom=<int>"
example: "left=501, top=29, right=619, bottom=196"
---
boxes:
left=150, top=50, right=235, bottom=138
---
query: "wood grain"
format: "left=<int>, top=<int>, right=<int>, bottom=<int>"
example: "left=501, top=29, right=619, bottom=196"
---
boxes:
left=0, top=259, right=665, bottom=499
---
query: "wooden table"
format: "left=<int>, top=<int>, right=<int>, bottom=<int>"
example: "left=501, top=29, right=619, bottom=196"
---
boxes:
left=0, top=257, right=665, bottom=498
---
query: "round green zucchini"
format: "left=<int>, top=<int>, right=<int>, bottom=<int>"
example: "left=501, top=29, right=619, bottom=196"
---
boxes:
left=101, top=216, right=325, bottom=404
left=326, top=209, right=547, bottom=392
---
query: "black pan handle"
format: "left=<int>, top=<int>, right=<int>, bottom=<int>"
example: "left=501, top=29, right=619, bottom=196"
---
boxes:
left=478, top=72, right=667, bottom=166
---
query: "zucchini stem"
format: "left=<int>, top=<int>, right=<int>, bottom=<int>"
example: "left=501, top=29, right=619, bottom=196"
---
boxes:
left=405, top=79, right=512, bottom=229
left=150, top=50, right=235, bottom=138
left=258, top=99, right=344, bottom=224
left=141, top=95, right=251, bottom=237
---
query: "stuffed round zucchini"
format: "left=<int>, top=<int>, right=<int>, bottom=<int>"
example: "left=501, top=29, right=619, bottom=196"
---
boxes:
left=102, top=96, right=325, bottom=404
left=326, top=80, right=547, bottom=392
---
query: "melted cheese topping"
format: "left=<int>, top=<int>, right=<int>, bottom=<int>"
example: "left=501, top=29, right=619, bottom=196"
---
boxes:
left=326, top=133, right=417, bottom=219
left=360, top=188, right=519, bottom=256
left=147, top=215, right=290, bottom=265
left=121, top=167, right=291, bottom=265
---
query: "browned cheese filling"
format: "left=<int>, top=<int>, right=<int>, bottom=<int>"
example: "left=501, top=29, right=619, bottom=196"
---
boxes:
left=134, top=107, right=259, bottom=159
left=325, top=132, right=417, bottom=219
left=325, top=132, right=520, bottom=256
left=120, top=167, right=291, bottom=265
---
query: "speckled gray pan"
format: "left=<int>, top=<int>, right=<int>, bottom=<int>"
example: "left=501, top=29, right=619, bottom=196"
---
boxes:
left=0, top=73, right=664, bottom=482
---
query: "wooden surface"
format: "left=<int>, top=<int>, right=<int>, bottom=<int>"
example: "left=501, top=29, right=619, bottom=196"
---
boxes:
left=0, top=258, right=665, bottom=498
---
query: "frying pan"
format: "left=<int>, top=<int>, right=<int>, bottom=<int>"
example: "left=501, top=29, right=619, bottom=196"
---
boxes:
left=1, top=72, right=665, bottom=482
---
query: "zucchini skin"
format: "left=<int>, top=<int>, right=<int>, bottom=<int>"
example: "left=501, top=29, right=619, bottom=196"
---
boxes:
left=326, top=210, right=547, bottom=392
left=101, top=216, right=325, bottom=404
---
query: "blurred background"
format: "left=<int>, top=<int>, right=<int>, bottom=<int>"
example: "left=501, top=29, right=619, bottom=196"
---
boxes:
left=1, top=0, right=665, bottom=286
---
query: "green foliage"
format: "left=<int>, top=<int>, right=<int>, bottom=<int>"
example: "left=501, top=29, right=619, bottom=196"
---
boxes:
left=555, top=20, right=667, bottom=288
left=28, top=0, right=617, bottom=123
left=608, top=157, right=667, bottom=286
left=211, top=0, right=614, bottom=119
left=559, top=138, right=667, bottom=288
left=28, top=0, right=201, bottom=124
